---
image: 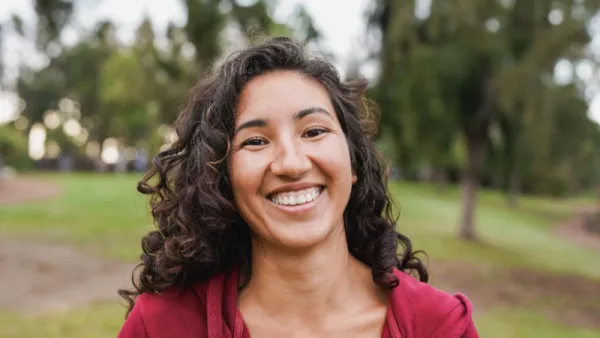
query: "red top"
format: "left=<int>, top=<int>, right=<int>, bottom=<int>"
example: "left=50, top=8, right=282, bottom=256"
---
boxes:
left=118, top=268, right=479, bottom=338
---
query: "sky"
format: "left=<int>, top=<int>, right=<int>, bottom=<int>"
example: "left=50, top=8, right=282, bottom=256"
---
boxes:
left=1, top=0, right=600, bottom=125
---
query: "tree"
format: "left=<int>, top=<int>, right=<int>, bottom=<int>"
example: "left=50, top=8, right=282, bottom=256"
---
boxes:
left=33, top=0, right=74, bottom=49
left=0, top=125, right=32, bottom=170
left=368, top=0, right=600, bottom=240
left=13, top=0, right=324, bottom=170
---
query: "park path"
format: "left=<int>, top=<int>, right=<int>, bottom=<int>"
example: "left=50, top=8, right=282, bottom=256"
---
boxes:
left=0, top=239, right=133, bottom=315
left=433, top=206, right=600, bottom=329
left=554, top=205, right=600, bottom=251
left=0, top=177, right=63, bottom=205
left=0, top=177, right=134, bottom=316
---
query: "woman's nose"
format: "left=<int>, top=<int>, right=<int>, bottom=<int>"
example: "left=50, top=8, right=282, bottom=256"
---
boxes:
left=269, top=141, right=312, bottom=178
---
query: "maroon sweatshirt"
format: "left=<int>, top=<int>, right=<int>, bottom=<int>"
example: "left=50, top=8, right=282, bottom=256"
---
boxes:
left=118, top=268, right=479, bottom=338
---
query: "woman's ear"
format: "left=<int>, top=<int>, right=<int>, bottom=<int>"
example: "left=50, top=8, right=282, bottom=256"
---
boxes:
left=352, top=172, right=357, bottom=184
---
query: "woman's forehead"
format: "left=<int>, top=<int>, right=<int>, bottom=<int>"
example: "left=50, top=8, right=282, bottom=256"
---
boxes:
left=235, top=71, right=333, bottom=121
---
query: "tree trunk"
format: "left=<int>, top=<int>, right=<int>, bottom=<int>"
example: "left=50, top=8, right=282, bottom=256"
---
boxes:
left=459, top=136, right=486, bottom=241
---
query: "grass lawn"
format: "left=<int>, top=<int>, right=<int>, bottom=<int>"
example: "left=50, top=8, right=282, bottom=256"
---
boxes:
left=389, top=182, right=600, bottom=281
left=0, top=173, right=598, bottom=338
left=0, top=173, right=153, bottom=260
left=0, top=301, right=124, bottom=338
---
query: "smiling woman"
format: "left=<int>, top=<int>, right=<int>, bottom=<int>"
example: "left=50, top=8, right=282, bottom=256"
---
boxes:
left=118, top=37, right=479, bottom=338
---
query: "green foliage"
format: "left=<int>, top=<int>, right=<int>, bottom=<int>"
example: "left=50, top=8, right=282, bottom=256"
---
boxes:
left=0, top=125, right=32, bottom=170
left=13, top=0, right=324, bottom=164
left=100, top=51, right=159, bottom=144
left=17, top=67, right=65, bottom=126
left=369, top=0, right=600, bottom=205
left=34, top=0, right=74, bottom=49
left=183, top=0, right=226, bottom=67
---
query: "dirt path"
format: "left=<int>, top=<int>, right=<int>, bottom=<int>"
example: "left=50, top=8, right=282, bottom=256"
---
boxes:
left=0, top=240, right=134, bottom=315
left=0, top=177, right=134, bottom=316
left=0, top=177, right=63, bottom=205
left=431, top=260, right=600, bottom=329
left=431, top=207, right=600, bottom=329
left=554, top=206, right=600, bottom=250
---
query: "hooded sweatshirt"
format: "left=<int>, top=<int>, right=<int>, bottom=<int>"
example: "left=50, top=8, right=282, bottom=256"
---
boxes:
left=118, top=268, right=479, bottom=338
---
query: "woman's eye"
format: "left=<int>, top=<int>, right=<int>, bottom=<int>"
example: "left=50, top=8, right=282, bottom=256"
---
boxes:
left=241, top=137, right=267, bottom=147
left=304, top=128, right=328, bottom=138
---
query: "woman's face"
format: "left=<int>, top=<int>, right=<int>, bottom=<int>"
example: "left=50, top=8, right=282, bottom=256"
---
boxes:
left=228, top=71, right=354, bottom=251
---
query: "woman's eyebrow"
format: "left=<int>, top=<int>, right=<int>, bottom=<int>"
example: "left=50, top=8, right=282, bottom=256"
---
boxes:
left=234, top=118, right=268, bottom=135
left=294, top=107, right=333, bottom=120
left=234, top=107, right=332, bottom=135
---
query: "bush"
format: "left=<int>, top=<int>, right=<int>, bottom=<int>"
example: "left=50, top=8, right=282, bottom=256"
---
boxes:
left=0, top=125, right=32, bottom=171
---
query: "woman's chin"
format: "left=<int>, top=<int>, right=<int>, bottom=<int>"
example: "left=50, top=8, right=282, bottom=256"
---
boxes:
left=260, top=223, right=344, bottom=254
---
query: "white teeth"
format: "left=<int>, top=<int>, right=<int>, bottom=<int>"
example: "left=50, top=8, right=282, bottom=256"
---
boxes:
left=270, top=187, right=322, bottom=206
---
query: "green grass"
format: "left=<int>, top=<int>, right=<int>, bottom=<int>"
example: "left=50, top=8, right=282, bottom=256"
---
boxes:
left=0, top=301, right=124, bottom=338
left=0, top=173, right=153, bottom=260
left=0, top=173, right=598, bottom=338
left=390, top=182, right=600, bottom=281
left=475, top=308, right=600, bottom=338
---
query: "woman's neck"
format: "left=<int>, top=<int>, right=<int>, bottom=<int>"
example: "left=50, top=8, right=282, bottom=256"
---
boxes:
left=238, top=226, right=386, bottom=327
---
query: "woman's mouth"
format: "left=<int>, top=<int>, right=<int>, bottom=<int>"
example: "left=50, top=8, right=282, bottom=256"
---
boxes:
left=268, top=186, right=324, bottom=206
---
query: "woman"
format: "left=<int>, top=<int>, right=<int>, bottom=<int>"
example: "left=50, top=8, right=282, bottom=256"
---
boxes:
left=118, top=37, right=478, bottom=338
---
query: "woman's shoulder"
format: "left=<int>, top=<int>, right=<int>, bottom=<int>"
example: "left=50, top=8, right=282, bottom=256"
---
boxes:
left=390, top=269, right=479, bottom=337
left=136, top=284, right=206, bottom=316
left=118, top=283, right=210, bottom=338
left=391, top=268, right=471, bottom=310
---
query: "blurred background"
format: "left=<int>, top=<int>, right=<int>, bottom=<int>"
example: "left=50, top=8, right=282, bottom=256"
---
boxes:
left=1, top=0, right=600, bottom=337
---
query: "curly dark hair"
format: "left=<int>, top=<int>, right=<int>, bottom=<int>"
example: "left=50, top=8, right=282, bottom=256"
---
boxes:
left=119, top=36, right=428, bottom=316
